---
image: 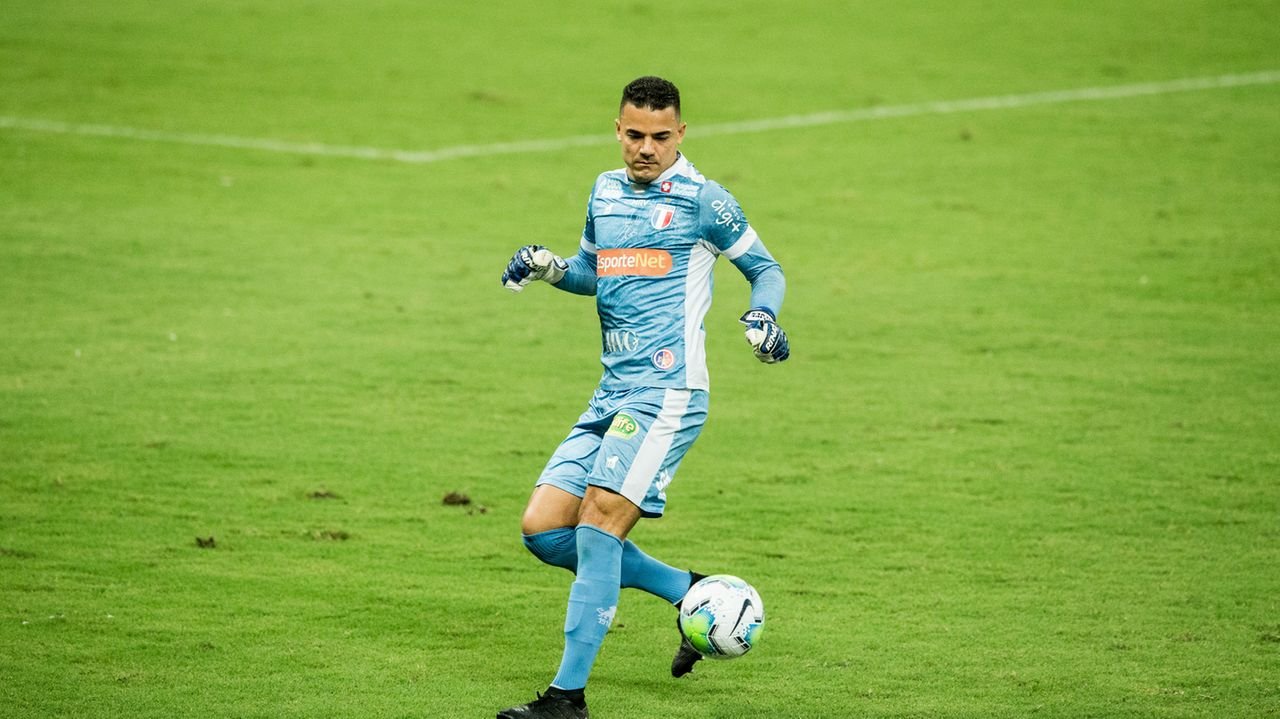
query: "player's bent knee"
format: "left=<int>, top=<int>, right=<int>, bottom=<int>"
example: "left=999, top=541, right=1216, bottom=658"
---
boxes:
left=522, top=527, right=578, bottom=570
left=521, top=485, right=583, bottom=536
left=578, top=487, right=643, bottom=540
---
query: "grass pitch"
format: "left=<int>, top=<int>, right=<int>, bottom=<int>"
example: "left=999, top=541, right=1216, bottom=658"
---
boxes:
left=2, top=2, right=1278, bottom=717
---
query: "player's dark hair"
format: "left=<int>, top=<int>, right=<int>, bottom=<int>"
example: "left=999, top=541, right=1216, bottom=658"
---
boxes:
left=620, top=76, right=681, bottom=117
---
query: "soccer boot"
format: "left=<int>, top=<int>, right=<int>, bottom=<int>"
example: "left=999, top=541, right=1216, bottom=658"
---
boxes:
left=671, top=626, right=704, bottom=678
left=672, top=571, right=708, bottom=678
left=496, top=689, right=589, bottom=719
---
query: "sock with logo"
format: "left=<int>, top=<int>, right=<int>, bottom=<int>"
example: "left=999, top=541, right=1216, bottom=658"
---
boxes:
left=524, top=527, right=692, bottom=604
left=551, top=524, right=623, bottom=691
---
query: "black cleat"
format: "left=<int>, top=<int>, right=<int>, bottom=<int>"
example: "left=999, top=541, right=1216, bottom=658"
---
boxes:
left=671, top=630, right=704, bottom=678
left=497, top=689, right=589, bottom=719
left=672, top=571, right=708, bottom=678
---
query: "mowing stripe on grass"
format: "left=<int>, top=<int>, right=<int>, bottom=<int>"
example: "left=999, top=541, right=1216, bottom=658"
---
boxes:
left=2, top=70, right=1278, bottom=164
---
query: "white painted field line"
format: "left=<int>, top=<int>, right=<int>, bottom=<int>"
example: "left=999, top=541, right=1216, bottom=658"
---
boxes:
left=694, top=70, right=1280, bottom=137
left=2, top=70, right=1277, bottom=164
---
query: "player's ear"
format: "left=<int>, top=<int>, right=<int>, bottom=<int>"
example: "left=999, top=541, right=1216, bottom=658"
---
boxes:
left=676, top=122, right=686, bottom=145
left=615, top=118, right=623, bottom=142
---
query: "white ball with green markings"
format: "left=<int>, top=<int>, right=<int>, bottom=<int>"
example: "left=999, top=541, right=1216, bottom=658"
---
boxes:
left=678, top=574, right=765, bottom=659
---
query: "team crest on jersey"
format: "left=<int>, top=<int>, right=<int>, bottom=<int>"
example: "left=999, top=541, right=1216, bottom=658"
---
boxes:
left=660, top=181, right=673, bottom=193
left=652, top=348, right=676, bottom=370
left=650, top=204, right=676, bottom=230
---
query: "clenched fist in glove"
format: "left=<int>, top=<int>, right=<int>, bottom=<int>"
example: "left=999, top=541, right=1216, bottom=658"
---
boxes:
left=739, top=308, right=790, bottom=363
left=501, top=245, right=568, bottom=292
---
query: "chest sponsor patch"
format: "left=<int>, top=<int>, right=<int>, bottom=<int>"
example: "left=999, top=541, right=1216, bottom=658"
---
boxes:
left=597, top=248, right=673, bottom=277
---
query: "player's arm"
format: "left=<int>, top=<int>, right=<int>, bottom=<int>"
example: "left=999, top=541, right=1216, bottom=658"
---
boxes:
left=730, top=238, right=789, bottom=364
left=551, top=237, right=598, bottom=296
left=702, top=183, right=789, bottom=363
left=499, top=243, right=597, bottom=296
left=500, top=191, right=599, bottom=296
left=729, top=239, right=785, bottom=319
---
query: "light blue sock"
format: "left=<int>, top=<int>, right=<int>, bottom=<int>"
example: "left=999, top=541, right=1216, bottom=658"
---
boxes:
left=621, top=541, right=693, bottom=604
left=551, top=525, right=623, bottom=691
left=523, top=527, right=692, bottom=604
left=523, top=528, right=577, bottom=570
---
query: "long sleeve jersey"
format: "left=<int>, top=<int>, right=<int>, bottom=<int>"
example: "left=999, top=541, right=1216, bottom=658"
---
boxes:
left=550, top=152, right=778, bottom=391
left=552, top=154, right=785, bottom=392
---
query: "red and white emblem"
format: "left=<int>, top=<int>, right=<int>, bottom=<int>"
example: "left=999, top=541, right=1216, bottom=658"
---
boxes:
left=660, top=181, right=673, bottom=193
left=650, top=204, right=676, bottom=230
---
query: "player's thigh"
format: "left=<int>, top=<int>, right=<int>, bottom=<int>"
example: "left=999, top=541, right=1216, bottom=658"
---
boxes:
left=589, top=388, right=708, bottom=518
left=529, top=395, right=611, bottom=531
left=521, top=484, right=583, bottom=535
left=578, top=485, right=643, bottom=539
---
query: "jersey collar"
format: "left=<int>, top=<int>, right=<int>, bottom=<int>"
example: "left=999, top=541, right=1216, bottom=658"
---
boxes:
left=653, top=153, right=690, bottom=184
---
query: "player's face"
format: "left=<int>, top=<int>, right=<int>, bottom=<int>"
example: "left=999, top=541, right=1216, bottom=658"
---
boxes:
left=616, top=103, right=685, bottom=184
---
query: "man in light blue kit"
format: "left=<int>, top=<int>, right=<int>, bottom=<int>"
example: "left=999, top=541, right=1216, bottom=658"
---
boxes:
left=496, top=76, right=789, bottom=719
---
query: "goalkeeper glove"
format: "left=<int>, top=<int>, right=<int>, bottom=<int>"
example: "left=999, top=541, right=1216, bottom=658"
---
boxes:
left=739, top=308, right=790, bottom=363
left=501, top=245, right=568, bottom=292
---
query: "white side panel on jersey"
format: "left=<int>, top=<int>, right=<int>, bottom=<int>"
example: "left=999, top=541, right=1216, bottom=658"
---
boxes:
left=723, top=225, right=759, bottom=260
left=684, top=242, right=718, bottom=391
left=620, top=389, right=692, bottom=507
left=580, top=234, right=597, bottom=255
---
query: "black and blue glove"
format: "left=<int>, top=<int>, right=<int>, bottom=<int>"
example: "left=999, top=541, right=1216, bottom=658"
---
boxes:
left=501, top=245, right=568, bottom=292
left=739, top=308, right=789, bottom=363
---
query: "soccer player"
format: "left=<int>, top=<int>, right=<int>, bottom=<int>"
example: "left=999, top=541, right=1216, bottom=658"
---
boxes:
left=497, top=76, right=789, bottom=719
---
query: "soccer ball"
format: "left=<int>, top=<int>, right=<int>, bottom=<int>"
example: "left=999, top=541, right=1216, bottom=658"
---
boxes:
left=678, top=574, right=765, bottom=659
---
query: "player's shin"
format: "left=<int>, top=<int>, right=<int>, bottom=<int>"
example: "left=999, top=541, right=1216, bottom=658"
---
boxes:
left=551, top=525, right=623, bottom=691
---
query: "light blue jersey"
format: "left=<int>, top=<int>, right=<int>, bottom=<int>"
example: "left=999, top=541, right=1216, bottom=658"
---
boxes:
left=551, top=154, right=785, bottom=391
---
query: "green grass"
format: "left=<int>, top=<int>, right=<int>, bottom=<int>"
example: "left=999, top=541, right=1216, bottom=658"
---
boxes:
left=3, top=1, right=1279, bottom=717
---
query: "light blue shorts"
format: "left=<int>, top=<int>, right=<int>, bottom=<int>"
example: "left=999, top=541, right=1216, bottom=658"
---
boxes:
left=537, top=387, right=709, bottom=517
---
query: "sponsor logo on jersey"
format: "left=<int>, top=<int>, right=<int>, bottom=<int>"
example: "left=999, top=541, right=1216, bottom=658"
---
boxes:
left=650, top=204, right=676, bottom=230
left=602, top=329, right=641, bottom=353
left=652, top=348, right=676, bottom=370
left=597, top=248, right=673, bottom=277
left=606, top=413, right=639, bottom=439
left=660, top=181, right=673, bottom=193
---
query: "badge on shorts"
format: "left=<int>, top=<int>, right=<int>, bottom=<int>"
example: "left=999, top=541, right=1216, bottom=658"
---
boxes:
left=607, top=413, right=639, bottom=439
left=652, top=348, right=676, bottom=370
